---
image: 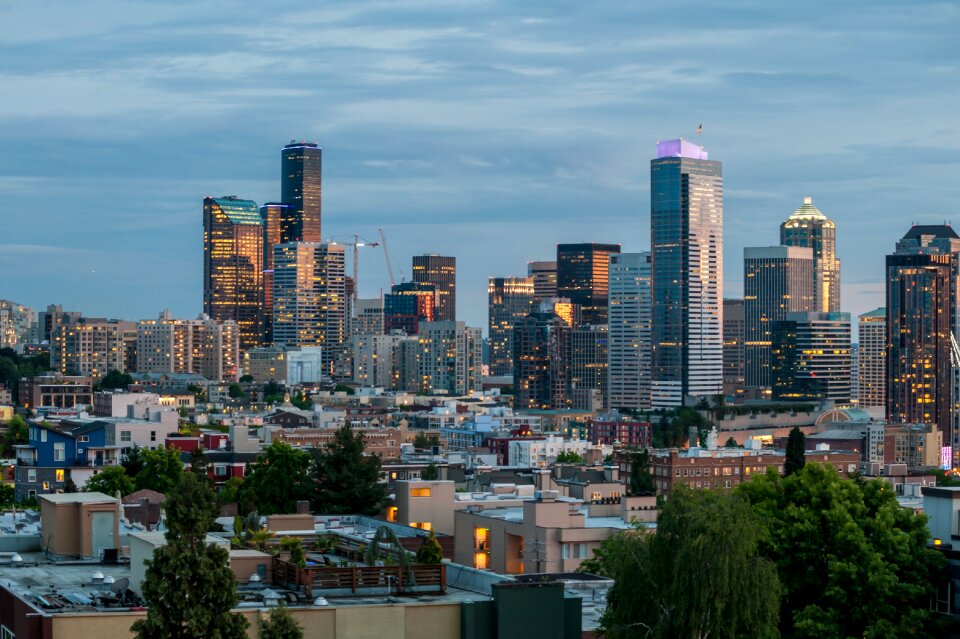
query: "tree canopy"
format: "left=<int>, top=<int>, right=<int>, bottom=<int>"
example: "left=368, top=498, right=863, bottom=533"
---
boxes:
left=132, top=472, right=247, bottom=639
left=311, top=425, right=386, bottom=516
left=259, top=605, right=303, bottom=639
left=84, top=465, right=134, bottom=497
left=134, top=446, right=184, bottom=494
left=2, top=414, right=29, bottom=457
left=241, top=442, right=312, bottom=515
left=555, top=451, right=584, bottom=463
left=784, top=426, right=805, bottom=476
left=415, top=531, right=444, bottom=565
left=121, top=445, right=146, bottom=477
left=627, top=449, right=655, bottom=496
left=99, top=369, right=133, bottom=390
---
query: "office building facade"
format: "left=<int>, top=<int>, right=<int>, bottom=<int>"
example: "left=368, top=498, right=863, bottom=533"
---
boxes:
left=771, top=312, right=851, bottom=403
left=136, top=311, right=240, bottom=382
left=280, top=141, right=322, bottom=242
left=556, top=243, right=620, bottom=326
left=513, top=311, right=571, bottom=410
left=743, top=246, right=814, bottom=390
left=569, top=325, right=608, bottom=411
left=51, top=318, right=135, bottom=380
left=528, top=261, right=558, bottom=301
left=412, top=255, right=456, bottom=322
left=650, top=139, right=724, bottom=407
left=488, top=276, right=535, bottom=377
left=722, top=299, right=745, bottom=396
left=384, top=282, right=436, bottom=335
left=416, top=321, right=483, bottom=396
left=202, top=196, right=264, bottom=350
left=0, top=300, right=33, bottom=349
left=857, top=308, right=886, bottom=408
left=780, top=197, right=840, bottom=313
left=607, top=252, right=652, bottom=410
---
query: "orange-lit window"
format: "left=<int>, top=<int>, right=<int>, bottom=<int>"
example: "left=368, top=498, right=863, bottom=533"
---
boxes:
left=55, top=470, right=65, bottom=482
left=386, top=506, right=398, bottom=523
left=474, top=527, right=489, bottom=550
left=410, top=522, right=432, bottom=531
left=410, top=488, right=431, bottom=498
left=474, top=552, right=489, bottom=570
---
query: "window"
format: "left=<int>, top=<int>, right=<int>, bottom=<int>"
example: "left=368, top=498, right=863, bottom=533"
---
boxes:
left=54, top=443, right=65, bottom=462
left=590, top=491, right=602, bottom=501
left=77, top=435, right=89, bottom=443
left=27, top=490, right=36, bottom=500
left=40, top=430, right=47, bottom=443
left=410, top=487, right=432, bottom=498
left=214, top=465, right=227, bottom=477
left=411, top=522, right=432, bottom=531
left=474, top=527, right=490, bottom=551
left=578, top=543, right=588, bottom=559
left=120, top=431, right=132, bottom=443
left=27, top=469, right=36, bottom=483
left=150, top=431, right=157, bottom=442
left=55, top=469, right=64, bottom=482
left=1, top=623, right=14, bottom=638
left=42, top=482, right=49, bottom=491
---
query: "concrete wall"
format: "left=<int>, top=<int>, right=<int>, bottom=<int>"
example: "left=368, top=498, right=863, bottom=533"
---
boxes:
left=266, top=514, right=314, bottom=533
left=394, top=480, right=456, bottom=534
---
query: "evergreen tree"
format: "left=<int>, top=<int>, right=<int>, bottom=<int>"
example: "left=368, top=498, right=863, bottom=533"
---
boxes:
left=259, top=605, right=304, bottom=639
left=242, top=442, right=312, bottom=515
left=311, top=425, right=386, bottom=516
left=627, top=450, right=655, bottom=496
left=422, top=463, right=439, bottom=481
left=784, top=426, right=806, bottom=476
left=132, top=473, right=248, bottom=639
left=2, top=414, right=28, bottom=457
left=415, top=531, right=444, bottom=565
left=190, top=447, right=209, bottom=479
left=121, top=445, right=146, bottom=477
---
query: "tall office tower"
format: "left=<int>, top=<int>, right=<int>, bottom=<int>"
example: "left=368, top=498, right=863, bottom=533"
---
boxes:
left=513, top=310, right=571, bottom=410
left=650, top=139, right=723, bottom=407
left=886, top=226, right=959, bottom=449
left=857, top=307, right=886, bottom=408
left=771, top=312, right=852, bottom=403
left=351, top=333, right=411, bottom=389
left=353, top=298, right=385, bottom=336
left=416, top=321, right=483, bottom=396
left=136, top=311, right=240, bottom=382
left=280, top=141, right=322, bottom=242
left=528, top=261, right=558, bottom=301
left=37, top=304, right=82, bottom=344
left=51, top=318, right=134, bottom=379
left=384, top=282, right=436, bottom=335
left=203, top=196, right=264, bottom=351
left=743, top=246, right=814, bottom=390
left=412, top=255, right=456, bottom=321
left=780, top=197, right=840, bottom=313
left=0, top=300, right=33, bottom=348
left=570, top=325, right=608, bottom=411
left=722, top=299, right=745, bottom=396
left=259, top=202, right=290, bottom=343
left=488, top=276, right=535, bottom=377
left=607, top=252, right=652, bottom=410
left=849, top=343, right=860, bottom=405
left=272, top=242, right=346, bottom=377
left=556, top=243, right=621, bottom=326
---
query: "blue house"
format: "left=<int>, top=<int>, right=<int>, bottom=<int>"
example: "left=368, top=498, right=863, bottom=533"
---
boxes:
left=15, top=420, right=116, bottom=501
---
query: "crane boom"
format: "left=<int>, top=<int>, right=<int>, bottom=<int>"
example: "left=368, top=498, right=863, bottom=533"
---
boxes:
left=379, top=227, right=396, bottom=288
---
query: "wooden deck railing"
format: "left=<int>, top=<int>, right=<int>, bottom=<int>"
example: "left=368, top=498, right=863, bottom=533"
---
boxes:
left=271, top=558, right=446, bottom=597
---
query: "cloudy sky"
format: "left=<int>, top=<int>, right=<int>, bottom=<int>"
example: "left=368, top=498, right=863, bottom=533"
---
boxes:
left=1, top=0, right=958, bottom=332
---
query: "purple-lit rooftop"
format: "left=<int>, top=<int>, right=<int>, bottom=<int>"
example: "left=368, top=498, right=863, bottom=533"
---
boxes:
left=656, top=138, right=709, bottom=160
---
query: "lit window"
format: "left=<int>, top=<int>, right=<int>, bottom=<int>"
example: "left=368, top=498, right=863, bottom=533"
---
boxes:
left=55, top=470, right=64, bottom=482
left=410, top=487, right=431, bottom=498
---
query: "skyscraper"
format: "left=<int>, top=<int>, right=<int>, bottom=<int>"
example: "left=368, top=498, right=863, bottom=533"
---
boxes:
left=384, top=282, right=436, bottom=336
left=416, top=321, right=483, bottom=396
left=203, top=196, right=263, bottom=350
left=527, top=261, right=558, bottom=301
left=722, top=299, right=745, bottom=397
left=650, top=139, right=723, bottom=407
left=607, top=252, right=652, bottom=410
left=488, top=276, right=535, bottom=377
left=259, top=202, right=290, bottom=343
left=743, top=246, right=814, bottom=390
left=886, top=226, right=959, bottom=447
left=556, top=243, right=620, bottom=326
left=780, top=197, right=840, bottom=313
left=569, top=324, right=608, bottom=411
left=513, top=310, right=571, bottom=410
left=136, top=311, right=240, bottom=382
left=272, top=242, right=346, bottom=377
left=771, top=312, right=851, bottom=403
left=280, top=141, right=322, bottom=242
left=857, top=308, right=886, bottom=408
left=412, top=255, right=457, bottom=321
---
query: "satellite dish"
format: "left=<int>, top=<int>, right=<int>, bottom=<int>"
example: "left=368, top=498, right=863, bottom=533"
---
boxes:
left=110, top=577, right=129, bottom=593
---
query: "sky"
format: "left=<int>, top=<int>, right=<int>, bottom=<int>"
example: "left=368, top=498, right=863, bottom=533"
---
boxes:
left=1, top=0, right=958, bottom=334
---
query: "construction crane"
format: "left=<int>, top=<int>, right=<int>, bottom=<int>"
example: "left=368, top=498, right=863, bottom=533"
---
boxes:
left=330, top=235, right=379, bottom=309
left=378, top=227, right=397, bottom=288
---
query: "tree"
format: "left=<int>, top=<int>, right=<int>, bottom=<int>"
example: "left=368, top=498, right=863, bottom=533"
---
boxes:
left=132, top=473, right=248, bottom=639
left=280, top=536, right=306, bottom=567
left=135, top=446, right=184, bottom=494
left=290, top=391, right=312, bottom=410
left=239, top=374, right=254, bottom=383
left=412, top=432, right=440, bottom=450
left=259, top=605, right=303, bottom=639
left=592, top=488, right=780, bottom=639
left=627, top=449, right=655, bottom=496
left=415, top=531, right=443, bottom=565
left=121, top=445, right=146, bottom=477
left=0, top=483, right=14, bottom=508
left=190, top=447, right=209, bottom=479
left=422, top=463, right=439, bottom=481
left=263, top=380, right=284, bottom=404
left=311, top=425, right=386, bottom=516
left=63, top=477, right=78, bottom=493
left=555, top=451, right=584, bottom=463
left=724, top=436, right=740, bottom=448
left=333, top=383, right=355, bottom=396
left=784, top=426, right=806, bottom=476
left=0, top=356, right=20, bottom=397
left=99, top=369, right=133, bottom=390
left=228, top=383, right=245, bottom=399
left=242, top=442, right=312, bottom=515
left=2, top=414, right=29, bottom=457
left=737, top=463, right=945, bottom=638
left=85, top=465, right=134, bottom=497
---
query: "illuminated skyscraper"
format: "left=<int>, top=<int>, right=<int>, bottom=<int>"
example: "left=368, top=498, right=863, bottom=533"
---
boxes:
left=780, top=197, right=840, bottom=313
left=771, top=311, right=851, bottom=403
left=412, top=255, right=456, bottom=321
left=384, top=282, right=436, bottom=335
left=556, top=243, right=620, bottom=326
left=203, top=196, right=263, bottom=350
left=259, top=202, right=290, bottom=343
left=281, top=142, right=322, bottom=242
left=722, top=299, right=745, bottom=397
left=272, top=242, right=346, bottom=377
left=527, top=261, right=557, bottom=301
left=513, top=310, right=570, bottom=410
left=607, top=252, right=652, bottom=410
left=650, top=139, right=723, bottom=407
left=488, top=276, right=535, bottom=376
left=743, top=246, right=814, bottom=390
left=857, top=307, right=886, bottom=408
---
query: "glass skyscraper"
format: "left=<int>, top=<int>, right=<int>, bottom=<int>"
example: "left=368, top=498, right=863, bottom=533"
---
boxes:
left=203, top=196, right=263, bottom=350
left=556, top=243, right=621, bottom=326
left=780, top=197, right=840, bottom=313
left=607, top=252, right=652, bottom=410
left=412, top=255, right=457, bottom=322
left=771, top=311, right=851, bottom=403
left=650, top=139, right=723, bottom=407
left=488, top=276, right=535, bottom=377
left=281, top=141, right=322, bottom=243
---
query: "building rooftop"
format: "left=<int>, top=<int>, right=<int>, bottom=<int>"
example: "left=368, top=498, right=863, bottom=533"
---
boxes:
left=40, top=492, right=118, bottom=505
left=902, top=224, right=959, bottom=240
left=785, top=196, right=832, bottom=222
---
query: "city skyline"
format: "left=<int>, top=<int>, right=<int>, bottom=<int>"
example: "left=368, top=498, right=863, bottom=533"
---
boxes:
left=1, top=2, right=958, bottom=331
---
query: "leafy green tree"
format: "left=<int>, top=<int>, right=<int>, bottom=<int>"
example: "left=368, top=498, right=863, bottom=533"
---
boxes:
left=99, top=369, right=133, bottom=390
left=263, top=380, right=285, bottom=404
left=784, top=426, right=805, bottom=476
left=627, top=449, right=655, bottom=496
left=239, top=374, right=254, bottom=383
left=738, top=463, right=945, bottom=638
left=85, top=465, right=134, bottom=496
left=122, top=444, right=146, bottom=477
left=132, top=472, right=248, bottom=639
left=63, top=477, right=78, bottom=493
left=555, top=451, right=584, bottom=463
left=0, top=356, right=20, bottom=397
left=290, top=391, right=312, bottom=410
left=242, top=442, right=312, bottom=515
left=2, top=414, right=29, bottom=456
left=186, top=383, right=206, bottom=402
left=415, top=531, right=443, bottom=565
left=311, top=425, right=386, bottom=516
left=333, top=383, right=356, bottom=395
left=929, top=467, right=960, bottom=486
left=592, top=488, right=780, bottom=639
left=259, top=605, right=303, bottom=639
left=724, top=436, right=739, bottom=448
left=190, top=447, right=209, bottom=479
left=135, top=446, right=184, bottom=494
left=0, top=483, right=15, bottom=508
left=227, top=383, right=245, bottom=399
left=422, top=463, right=439, bottom=481
left=280, top=536, right=307, bottom=567
left=412, top=432, right=440, bottom=450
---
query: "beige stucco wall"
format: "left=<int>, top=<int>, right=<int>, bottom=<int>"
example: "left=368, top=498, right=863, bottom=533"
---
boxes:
left=394, top=480, right=457, bottom=534
left=266, top=514, right=315, bottom=532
